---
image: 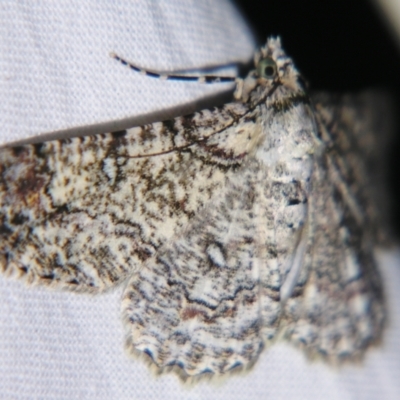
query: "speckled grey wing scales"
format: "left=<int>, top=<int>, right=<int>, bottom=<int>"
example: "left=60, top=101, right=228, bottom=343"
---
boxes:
left=123, top=160, right=290, bottom=375
left=312, top=91, right=393, bottom=244
left=282, top=92, right=387, bottom=362
left=0, top=101, right=254, bottom=292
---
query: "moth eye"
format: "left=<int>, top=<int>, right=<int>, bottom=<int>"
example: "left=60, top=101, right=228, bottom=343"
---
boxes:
left=257, top=57, right=278, bottom=79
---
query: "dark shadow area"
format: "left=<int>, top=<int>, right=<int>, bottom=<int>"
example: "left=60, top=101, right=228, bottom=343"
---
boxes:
left=236, top=0, right=400, bottom=236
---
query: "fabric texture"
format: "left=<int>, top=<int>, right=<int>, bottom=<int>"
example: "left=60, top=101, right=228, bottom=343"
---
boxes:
left=0, top=1, right=399, bottom=399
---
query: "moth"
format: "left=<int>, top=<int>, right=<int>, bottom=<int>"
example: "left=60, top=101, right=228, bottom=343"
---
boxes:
left=0, top=38, right=388, bottom=379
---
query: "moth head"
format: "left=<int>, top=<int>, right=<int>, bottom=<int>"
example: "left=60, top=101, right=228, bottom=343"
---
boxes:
left=256, top=56, right=278, bottom=80
left=254, top=37, right=307, bottom=92
left=234, top=37, right=308, bottom=104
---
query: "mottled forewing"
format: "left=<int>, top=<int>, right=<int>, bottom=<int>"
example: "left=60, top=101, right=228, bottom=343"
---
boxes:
left=283, top=92, right=388, bottom=361
left=0, top=102, right=258, bottom=292
left=312, top=91, right=394, bottom=243
left=122, top=136, right=313, bottom=376
left=122, top=159, right=283, bottom=376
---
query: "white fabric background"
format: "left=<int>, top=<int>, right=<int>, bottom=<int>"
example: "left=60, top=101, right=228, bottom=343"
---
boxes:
left=0, top=1, right=399, bottom=399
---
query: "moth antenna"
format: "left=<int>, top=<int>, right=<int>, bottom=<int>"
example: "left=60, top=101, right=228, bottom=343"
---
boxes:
left=110, top=52, right=236, bottom=84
